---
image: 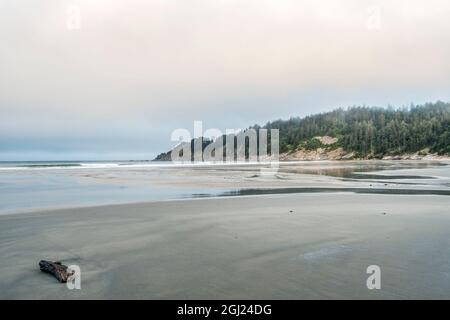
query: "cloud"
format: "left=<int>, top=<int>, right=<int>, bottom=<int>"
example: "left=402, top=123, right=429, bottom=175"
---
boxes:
left=1, top=0, right=450, bottom=159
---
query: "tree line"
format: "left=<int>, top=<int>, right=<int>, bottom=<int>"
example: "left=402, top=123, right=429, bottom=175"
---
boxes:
left=155, top=101, right=450, bottom=160
left=260, top=101, right=450, bottom=157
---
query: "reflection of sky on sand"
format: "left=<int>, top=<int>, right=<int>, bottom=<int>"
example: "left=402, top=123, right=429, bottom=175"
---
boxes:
left=0, top=161, right=449, bottom=214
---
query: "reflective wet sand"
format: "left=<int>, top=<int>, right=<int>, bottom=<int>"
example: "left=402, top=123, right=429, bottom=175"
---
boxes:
left=0, top=194, right=449, bottom=299
left=0, top=161, right=449, bottom=299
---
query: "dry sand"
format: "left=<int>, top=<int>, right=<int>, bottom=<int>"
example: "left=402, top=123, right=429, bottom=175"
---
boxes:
left=0, top=193, right=449, bottom=299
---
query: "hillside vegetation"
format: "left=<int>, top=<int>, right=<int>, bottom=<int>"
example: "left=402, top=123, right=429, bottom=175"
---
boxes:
left=260, top=101, right=450, bottom=158
left=154, top=101, right=450, bottom=160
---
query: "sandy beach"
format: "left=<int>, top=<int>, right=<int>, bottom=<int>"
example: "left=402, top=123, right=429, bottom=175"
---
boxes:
left=1, top=192, right=449, bottom=299
left=3, top=0, right=450, bottom=306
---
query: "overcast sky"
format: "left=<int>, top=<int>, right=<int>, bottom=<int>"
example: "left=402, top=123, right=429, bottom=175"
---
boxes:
left=1, top=0, right=450, bottom=160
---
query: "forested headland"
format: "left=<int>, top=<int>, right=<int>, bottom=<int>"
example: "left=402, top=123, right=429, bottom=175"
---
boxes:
left=155, top=101, right=450, bottom=160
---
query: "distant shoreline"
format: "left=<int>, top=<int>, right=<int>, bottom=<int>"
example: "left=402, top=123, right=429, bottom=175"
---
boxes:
left=151, top=153, right=450, bottom=164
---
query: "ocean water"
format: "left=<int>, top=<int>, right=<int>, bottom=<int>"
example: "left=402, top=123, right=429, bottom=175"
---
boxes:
left=0, top=160, right=173, bottom=170
left=1, top=160, right=449, bottom=214
left=0, top=161, right=217, bottom=214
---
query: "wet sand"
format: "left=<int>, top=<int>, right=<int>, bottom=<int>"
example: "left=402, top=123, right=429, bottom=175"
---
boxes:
left=2, top=160, right=450, bottom=215
left=1, top=193, right=449, bottom=299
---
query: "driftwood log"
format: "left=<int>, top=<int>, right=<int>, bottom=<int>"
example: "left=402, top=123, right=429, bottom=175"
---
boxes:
left=39, top=260, right=73, bottom=283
